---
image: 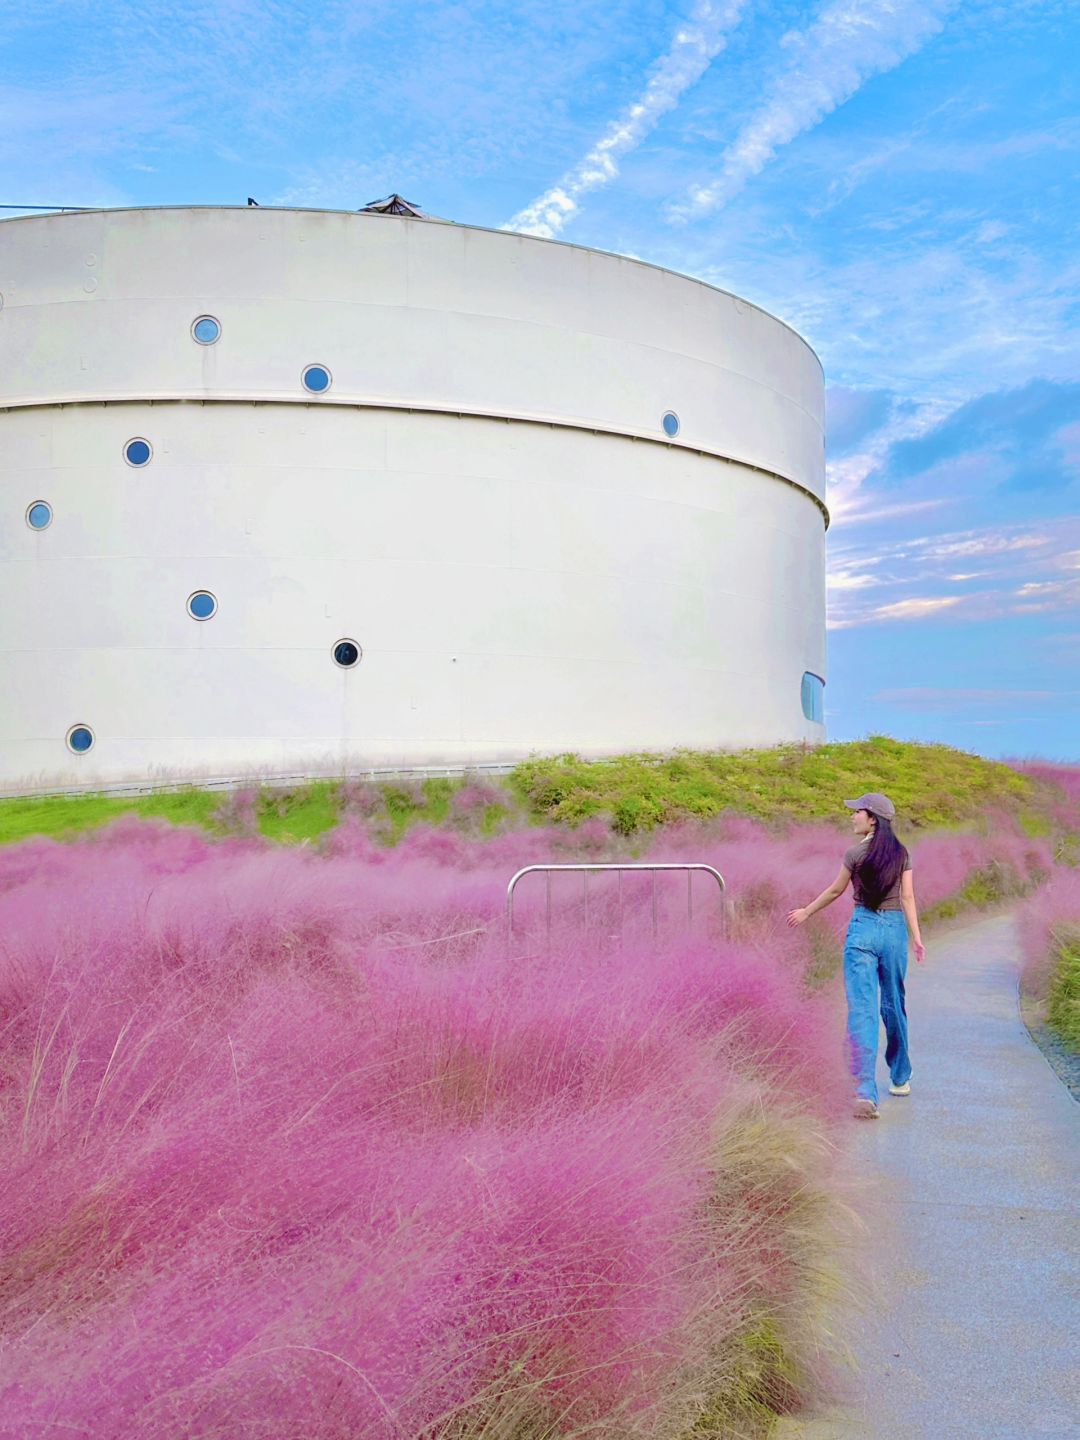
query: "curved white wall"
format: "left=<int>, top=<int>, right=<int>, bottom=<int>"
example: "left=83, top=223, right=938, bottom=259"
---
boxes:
left=0, top=206, right=827, bottom=789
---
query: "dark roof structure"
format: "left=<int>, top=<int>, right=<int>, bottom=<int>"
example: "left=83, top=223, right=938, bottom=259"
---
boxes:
left=359, top=194, right=427, bottom=217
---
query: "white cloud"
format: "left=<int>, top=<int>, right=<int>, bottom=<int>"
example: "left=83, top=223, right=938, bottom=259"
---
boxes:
left=827, top=517, right=1080, bottom=629
left=827, top=569, right=880, bottom=590
left=868, top=594, right=964, bottom=620
left=670, top=0, right=959, bottom=220
left=974, top=218, right=1009, bottom=244
left=924, top=532, right=1051, bottom=559
left=505, top=0, right=746, bottom=238
left=825, top=398, right=952, bottom=523
left=830, top=493, right=950, bottom=526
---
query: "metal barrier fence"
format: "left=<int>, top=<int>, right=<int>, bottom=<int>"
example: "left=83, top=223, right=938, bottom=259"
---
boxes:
left=506, top=863, right=727, bottom=946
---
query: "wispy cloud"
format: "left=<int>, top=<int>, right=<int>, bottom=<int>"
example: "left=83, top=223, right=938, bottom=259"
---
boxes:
left=924, top=532, right=1052, bottom=560
left=827, top=518, right=1080, bottom=629
left=670, top=0, right=959, bottom=220
left=5, top=1, right=627, bottom=211
left=825, top=379, right=1080, bottom=548
left=825, top=397, right=953, bottom=524
left=872, top=686, right=1079, bottom=710
left=834, top=496, right=952, bottom=526
left=865, top=595, right=964, bottom=621
left=505, top=0, right=746, bottom=238
left=828, top=569, right=881, bottom=591
left=806, top=112, right=1080, bottom=221
left=883, top=380, right=1080, bottom=494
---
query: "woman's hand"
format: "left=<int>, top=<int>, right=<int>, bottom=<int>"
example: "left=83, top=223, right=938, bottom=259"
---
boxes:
left=914, top=940, right=926, bottom=964
left=787, top=907, right=809, bottom=928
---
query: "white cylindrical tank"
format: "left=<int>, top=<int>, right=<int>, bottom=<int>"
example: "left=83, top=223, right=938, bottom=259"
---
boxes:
left=0, top=206, right=827, bottom=789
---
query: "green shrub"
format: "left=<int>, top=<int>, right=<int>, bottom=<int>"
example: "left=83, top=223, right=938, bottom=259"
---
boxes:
left=1047, top=937, right=1080, bottom=1052
left=510, top=737, right=1039, bottom=834
left=922, top=857, right=1040, bottom=924
left=256, top=781, right=340, bottom=843
left=683, top=1310, right=803, bottom=1436
left=803, top=924, right=844, bottom=991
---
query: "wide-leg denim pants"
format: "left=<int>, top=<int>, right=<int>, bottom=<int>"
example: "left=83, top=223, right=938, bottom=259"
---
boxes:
left=842, top=905, right=912, bottom=1105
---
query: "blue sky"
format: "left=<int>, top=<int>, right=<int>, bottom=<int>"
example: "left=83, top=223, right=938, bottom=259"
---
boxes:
left=4, top=0, right=1078, bottom=760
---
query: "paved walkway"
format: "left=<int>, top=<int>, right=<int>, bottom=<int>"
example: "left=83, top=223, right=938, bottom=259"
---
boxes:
left=775, top=912, right=1080, bottom=1440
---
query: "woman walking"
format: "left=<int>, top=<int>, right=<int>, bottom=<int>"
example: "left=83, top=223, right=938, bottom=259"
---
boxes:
left=787, top=792, right=925, bottom=1119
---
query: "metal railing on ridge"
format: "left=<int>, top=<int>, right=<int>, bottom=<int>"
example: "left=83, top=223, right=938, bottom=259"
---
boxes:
left=506, top=862, right=728, bottom=949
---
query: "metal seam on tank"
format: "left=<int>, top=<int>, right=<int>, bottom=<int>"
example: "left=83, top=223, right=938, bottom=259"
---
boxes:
left=0, top=395, right=829, bottom=526
left=0, top=320, right=824, bottom=428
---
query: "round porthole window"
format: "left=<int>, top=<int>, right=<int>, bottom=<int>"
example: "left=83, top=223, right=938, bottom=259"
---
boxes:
left=26, top=501, right=53, bottom=530
left=66, top=724, right=95, bottom=754
left=124, top=438, right=153, bottom=467
left=192, top=315, right=221, bottom=345
left=662, top=411, right=680, bottom=438
left=187, top=590, right=218, bottom=621
left=333, top=639, right=361, bottom=668
left=302, top=364, right=332, bottom=394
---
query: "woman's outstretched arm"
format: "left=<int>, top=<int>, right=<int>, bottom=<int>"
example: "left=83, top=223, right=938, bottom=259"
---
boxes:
left=900, top=870, right=926, bottom=963
left=787, top=864, right=851, bottom=927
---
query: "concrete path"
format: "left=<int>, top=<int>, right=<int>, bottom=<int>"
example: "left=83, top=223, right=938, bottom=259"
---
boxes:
left=775, top=911, right=1080, bottom=1440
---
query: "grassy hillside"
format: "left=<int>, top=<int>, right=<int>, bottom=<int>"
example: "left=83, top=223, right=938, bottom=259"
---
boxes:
left=510, top=735, right=1050, bottom=833
left=1, top=736, right=1071, bottom=849
left=0, top=776, right=506, bottom=848
left=0, top=788, right=226, bottom=847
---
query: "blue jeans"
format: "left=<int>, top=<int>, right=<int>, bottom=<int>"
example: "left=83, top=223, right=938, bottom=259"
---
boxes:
left=842, top=906, right=912, bottom=1104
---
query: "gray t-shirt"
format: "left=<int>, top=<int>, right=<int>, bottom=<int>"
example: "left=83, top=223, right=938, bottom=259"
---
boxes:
left=842, top=837, right=911, bottom=911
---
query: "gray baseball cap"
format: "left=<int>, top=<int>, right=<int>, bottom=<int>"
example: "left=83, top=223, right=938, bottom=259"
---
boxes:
left=845, top=792, right=896, bottom=819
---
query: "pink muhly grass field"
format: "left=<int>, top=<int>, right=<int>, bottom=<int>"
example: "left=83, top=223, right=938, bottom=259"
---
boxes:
left=1008, top=760, right=1080, bottom=838
left=1017, top=866, right=1080, bottom=1005
left=1, top=804, right=1045, bottom=1437
left=1009, top=760, right=1080, bottom=806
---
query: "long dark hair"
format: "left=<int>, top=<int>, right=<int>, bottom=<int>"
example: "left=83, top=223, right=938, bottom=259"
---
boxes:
left=855, top=814, right=908, bottom=910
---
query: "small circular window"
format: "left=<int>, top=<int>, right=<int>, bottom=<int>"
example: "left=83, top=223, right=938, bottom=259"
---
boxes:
left=192, top=315, right=221, bottom=345
left=662, top=411, right=680, bottom=438
left=66, top=724, right=95, bottom=754
left=124, top=438, right=153, bottom=467
left=26, top=501, right=53, bottom=530
left=187, top=590, right=218, bottom=621
left=302, top=364, right=332, bottom=394
left=333, top=639, right=361, bottom=668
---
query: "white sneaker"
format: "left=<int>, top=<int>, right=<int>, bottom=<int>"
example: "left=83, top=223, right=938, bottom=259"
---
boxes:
left=889, top=1081, right=911, bottom=1096
left=853, top=1097, right=880, bottom=1119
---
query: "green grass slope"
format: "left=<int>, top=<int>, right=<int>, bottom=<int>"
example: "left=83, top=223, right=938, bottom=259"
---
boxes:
left=0, top=735, right=1072, bottom=849
left=0, top=788, right=226, bottom=847
left=1047, top=937, right=1080, bottom=1053
left=0, top=775, right=514, bottom=847
left=510, top=735, right=1050, bottom=833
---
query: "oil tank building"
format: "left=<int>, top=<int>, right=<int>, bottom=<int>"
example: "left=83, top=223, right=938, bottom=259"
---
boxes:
left=0, top=205, right=827, bottom=790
